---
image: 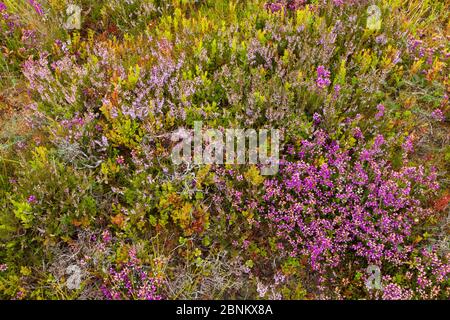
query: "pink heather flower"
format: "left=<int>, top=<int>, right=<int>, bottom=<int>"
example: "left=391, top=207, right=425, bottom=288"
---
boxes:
left=431, top=109, right=445, bottom=122
left=287, top=0, right=305, bottom=10
left=265, top=2, right=283, bottom=13
left=28, top=0, right=44, bottom=16
left=102, top=230, right=112, bottom=243
left=373, top=134, right=385, bottom=149
left=261, top=130, right=444, bottom=297
left=102, top=253, right=162, bottom=300
left=256, top=282, right=268, bottom=298
left=375, top=34, right=388, bottom=45
left=27, top=195, right=37, bottom=204
left=382, top=283, right=413, bottom=300
left=375, top=104, right=385, bottom=120
left=333, top=0, right=345, bottom=6
left=274, top=272, right=286, bottom=285
left=15, top=290, right=25, bottom=300
left=0, top=2, right=6, bottom=12
left=353, top=127, right=364, bottom=140
left=0, top=264, right=7, bottom=272
left=402, top=135, right=414, bottom=154
left=116, top=156, right=125, bottom=165
left=316, top=66, right=331, bottom=89
left=313, top=113, right=322, bottom=125
left=317, top=65, right=330, bottom=78
left=266, top=0, right=305, bottom=12
left=333, top=84, right=341, bottom=98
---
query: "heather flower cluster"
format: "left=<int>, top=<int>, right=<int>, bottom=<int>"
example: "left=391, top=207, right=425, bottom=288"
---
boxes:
left=261, top=130, right=448, bottom=298
left=27, top=0, right=44, bottom=16
left=431, top=109, right=445, bottom=122
left=101, top=249, right=162, bottom=300
left=315, top=66, right=331, bottom=89
left=375, top=104, right=385, bottom=120
left=0, top=0, right=448, bottom=301
left=265, top=1, right=306, bottom=13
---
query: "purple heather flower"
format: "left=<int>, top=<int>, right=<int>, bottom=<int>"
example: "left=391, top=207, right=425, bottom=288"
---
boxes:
left=102, top=251, right=162, bottom=300
left=373, top=134, right=385, bottom=149
left=382, top=283, right=413, bottom=300
left=287, top=0, right=305, bottom=10
left=375, top=104, right=385, bottom=120
left=316, top=65, right=331, bottom=89
left=402, top=135, right=414, bottom=154
left=0, top=2, right=6, bottom=12
left=313, top=113, right=322, bottom=125
left=102, top=230, right=112, bottom=243
left=27, top=195, right=37, bottom=204
left=333, top=84, right=341, bottom=97
left=375, top=34, right=388, bottom=45
left=317, top=65, right=330, bottom=78
left=392, top=50, right=402, bottom=65
left=431, top=109, right=445, bottom=122
left=28, top=0, right=44, bottom=16
left=353, top=127, right=364, bottom=140
left=266, top=0, right=305, bottom=12
left=260, top=129, right=444, bottom=296
left=256, top=282, right=268, bottom=298
left=266, top=2, right=283, bottom=13
left=15, top=291, right=25, bottom=300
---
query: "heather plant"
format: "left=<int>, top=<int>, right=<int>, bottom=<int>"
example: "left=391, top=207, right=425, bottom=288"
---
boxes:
left=1, top=0, right=449, bottom=300
left=0, top=1, right=69, bottom=88
left=101, top=248, right=162, bottom=300
left=261, top=128, right=449, bottom=298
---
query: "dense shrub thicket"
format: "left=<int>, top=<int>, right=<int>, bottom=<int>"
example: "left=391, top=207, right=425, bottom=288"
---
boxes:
left=0, top=0, right=449, bottom=299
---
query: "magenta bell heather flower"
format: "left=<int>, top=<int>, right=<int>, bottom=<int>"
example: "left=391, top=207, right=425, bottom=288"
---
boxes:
left=402, top=135, right=414, bottom=154
left=382, top=283, right=413, bottom=300
left=313, top=113, right=322, bottom=125
left=431, top=109, right=445, bottom=122
left=261, top=129, right=442, bottom=293
left=265, top=2, right=283, bottom=13
left=101, top=249, right=163, bottom=300
left=116, top=156, right=125, bottom=165
left=353, top=127, right=364, bottom=140
left=316, top=65, right=331, bottom=89
left=27, top=195, right=37, bottom=204
left=317, top=65, right=330, bottom=79
left=373, top=133, right=385, bottom=149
